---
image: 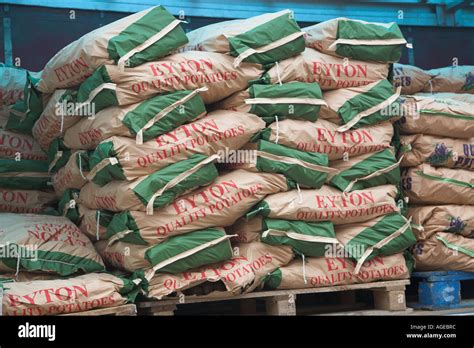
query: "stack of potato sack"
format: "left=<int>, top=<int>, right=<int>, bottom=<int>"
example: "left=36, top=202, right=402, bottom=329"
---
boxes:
left=0, top=66, right=57, bottom=215
left=0, top=5, right=198, bottom=315
left=48, top=9, right=314, bottom=299
left=393, top=63, right=474, bottom=95
left=213, top=17, right=418, bottom=291
left=394, top=65, right=474, bottom=273
left=0, top=212, right=142, bottom=315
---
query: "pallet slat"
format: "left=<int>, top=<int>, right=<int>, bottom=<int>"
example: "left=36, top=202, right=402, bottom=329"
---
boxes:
left=60, top=304, right=137, bottom=316
left=137, top=279, right=410, bottom=315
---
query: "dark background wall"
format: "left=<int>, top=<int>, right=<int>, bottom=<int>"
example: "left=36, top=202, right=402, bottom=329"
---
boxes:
left=1, top=3, right=473, bottom=72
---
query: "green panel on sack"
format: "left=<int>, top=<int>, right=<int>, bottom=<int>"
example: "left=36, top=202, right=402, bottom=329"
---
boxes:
left=106, top=211, right=146, bottom=245
left=122, top=91, right=206, bottom=142
left=0, top=159, right=50, bottom=190
left=95, top=209, right=115, bottom=229
left=75, top=151, right=91, bottom=172
left=336, top=20, right=404, bottom=62
left=108, top=6, right=188, bottom=67
left=228, top=12, right=305, bottom=65
left=246, top=200, right=270, bottom=220
left=5, top=74, right=44, bottom=135
left=261, top=219, right=336, bottom=257
left=133, top=154, right=218, bottom=209
left=89, top=141, right=126, bottom=186
left=77, top=66, right=118, bottom=112
left=264, top=268, right=282, bottom=289
left=256, top=139, right=329, bottom=188
left=248, top=82, right=323, bottom=121
left=329, top=149, right=400, bottom=192
left=57, top=189, right=80, bottom=223
left=337, top=80, right=397, bottom=128
left=145, top=228, right=232, bottom=274
left=1, top=248, right=105, bottom=276
left=343, top=213, right=416, bottom=263
left=403, top=250, right=415, bottom=273
left=47, top=138, right=71, bottom=173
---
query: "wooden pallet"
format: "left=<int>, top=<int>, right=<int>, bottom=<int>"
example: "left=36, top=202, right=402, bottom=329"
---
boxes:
left=137, top=279, right=410, bottom=316
left=60, top=304, right=137, bottom=316
left=410, top=271, right=474, bottom=310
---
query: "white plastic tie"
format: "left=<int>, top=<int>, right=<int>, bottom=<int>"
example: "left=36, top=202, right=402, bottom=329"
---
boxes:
left=296, top=183, right=303, bottom=204
left=274, top=115, right=280, bottom=144
left=96, top=210, right=101, bottom=241
left=302, top=254, right=308, bottom=285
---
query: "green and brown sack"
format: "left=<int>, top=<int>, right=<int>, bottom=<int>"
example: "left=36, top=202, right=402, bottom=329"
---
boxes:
left=226, top=216, right=338, bottom=256
left=399, top=134, right=474, bottom=171
left=408, top=205, right=474, bottom=241
left=47, top=138, right=72, bottom=173
left=224, top=140, right=333, bottom=189
left=0, top=272, right=141, bottom=315
left=0, top=213, right=105, bottom=275
left=105, top=170, right=294, bottom=245
left=413, top=232, right=474, bottom=272
left=76, top=51, right=263, bottom=111
left=393, top=63, right=433, bottom=95
left=335, top=212, right=416, bottom=274
left=415, top=92, right=474, bottom=104
left=78, top=205, right=114, bottom=242
left=52, top=150, right=90, bottom=196
left=303, top=18, right=408, bottom=63
left=0, top=159, right=51, bottom=190
left=213, top=82, right=325, bottom=123
left=32, top=89, right=83, bottom=151
left=0, top=66, right=27, bottom=107
left=319, top=79, right=401, bottom=131
left=0, top=129, right=47, bottom=161
left=401, top=164, right=474, bottom=205
left=0, top=188, right=56, bottom=215
left=96, top=227, right=233, bottom=275
left=260, top=219, right=338, bottom=257
left=261, top=48, right=389, bottom=90
left=5, top=73, right=44, bottom=135
left=265, top=253, right=411, bottom=290
left=87, top=110, right=265, bottom=185
left=145, top=241, right=294, bottom=299
left=64, top=88, right=207, bottom=149
left=79, top=154, right=218, bottom=213
left=261, top=118, right=394, bottom=160
left=247, top=184, right=399, bottom=225
left=57, top=188, right=80, bottom=223
left=182, top=10, right=304, bottom=67
left=38, top=5, right=188, bottom=92
left=226, top=216, right=264, bottom=243
left=398, top=95, right=474, bottom=139
left=328, top=148, right=401, bottom=193
left=423, top=65, right=474, bottom=94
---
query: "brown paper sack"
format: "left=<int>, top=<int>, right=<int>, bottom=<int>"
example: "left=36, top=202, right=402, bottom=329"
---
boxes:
left=400, top=134, right=474, bottom=171
left=268, top=253, right=409, bottom=290
left=401, top=164, right=474, bottom=205
left=263, top=118, right=393, bottom=160
left=146, top=241, right=294, bottom=299
left=263, top=48, right=389, bottom=90
left=408, top=205, right=474, bottom=241
left=413, top=232, right=474, bottom=272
